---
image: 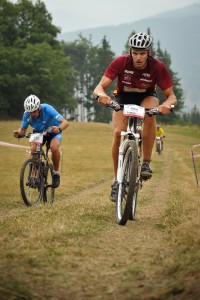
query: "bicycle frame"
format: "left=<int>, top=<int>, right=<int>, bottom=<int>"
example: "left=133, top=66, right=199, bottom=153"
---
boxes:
left=32, top=139, right=51, bottom=165
left=115, top=108, right=144, bottom=225
left=117, top=117, right=141, bottom=184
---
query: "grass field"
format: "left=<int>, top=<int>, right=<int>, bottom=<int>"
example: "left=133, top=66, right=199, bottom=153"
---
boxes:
left=0, top=120, right=200, bottom=300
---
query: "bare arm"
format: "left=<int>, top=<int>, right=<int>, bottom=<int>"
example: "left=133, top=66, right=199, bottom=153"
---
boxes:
left=93, top=75, right=113, bottom=105
left=52, top=118, right=69, bottom=134
left=158, top=86, right=177, bottom=115
left=59, top=118, right=69, bottom=130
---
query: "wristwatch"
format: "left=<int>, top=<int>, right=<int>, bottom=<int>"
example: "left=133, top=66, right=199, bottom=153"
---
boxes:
left=58, top=127, right=62, bottom=133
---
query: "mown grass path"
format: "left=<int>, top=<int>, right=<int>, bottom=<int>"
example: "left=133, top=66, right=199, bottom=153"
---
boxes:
left=0, top=122, right=200, bottom=299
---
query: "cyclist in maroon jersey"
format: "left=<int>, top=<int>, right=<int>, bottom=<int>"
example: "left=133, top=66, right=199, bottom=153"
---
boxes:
left=93, top=32, right=177, bottom=202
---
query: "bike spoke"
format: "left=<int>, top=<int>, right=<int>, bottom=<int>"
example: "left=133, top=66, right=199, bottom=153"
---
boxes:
left=116, top=141, right=139, bottom=225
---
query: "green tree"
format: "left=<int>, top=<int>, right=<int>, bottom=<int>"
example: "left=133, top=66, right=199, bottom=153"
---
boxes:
left=0, top=47, right=20, bottom=115
left=63, top=35, right=116, bottom=122
left=0, top=0, right=17, bottom=47
left=0, top=43, right=76, bottom=118
left=92, top=36, right=116, bottom=122
left=184, top=105, right=200, bottom=126
left=63, top=35, right=93, bottom=121
left=0, top=0, right=76, bottom=119
left=155, top=41, right=184, bottom=123
left=122, top=30, right=136, bottom=54
left=0, top=0, right=60, bottom=48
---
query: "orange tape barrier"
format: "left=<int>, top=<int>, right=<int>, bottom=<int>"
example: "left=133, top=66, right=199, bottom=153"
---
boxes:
left=0, top=141, right=30, bottom=149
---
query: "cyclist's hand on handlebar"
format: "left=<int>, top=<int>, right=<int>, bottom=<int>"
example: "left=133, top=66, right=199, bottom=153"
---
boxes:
left=108, top=100, right=122, bottom=111
left=13, top=130, right=20, bottom=138
left=96, top=95, right=121, bottom=111
left=157, top=104, right=174, bottom=115
left=51, top=126, right=60, bottom=134
left=96, top=94, right=112, bottom=106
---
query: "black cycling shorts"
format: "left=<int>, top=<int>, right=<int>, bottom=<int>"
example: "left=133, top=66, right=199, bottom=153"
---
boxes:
left=115, top=91, right=158, bottom=105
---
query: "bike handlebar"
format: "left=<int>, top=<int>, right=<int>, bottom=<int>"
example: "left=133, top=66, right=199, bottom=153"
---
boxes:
left=17, top=133, right=31, bottom=139
left=95, top=96, right=174, bottom=115
left=107, top=100, right=174, bottom=116
left=17, top=132, right=52, bottom=139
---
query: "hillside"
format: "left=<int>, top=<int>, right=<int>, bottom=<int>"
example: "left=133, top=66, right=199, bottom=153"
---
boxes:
left=59, top=4, right=200, bottom=111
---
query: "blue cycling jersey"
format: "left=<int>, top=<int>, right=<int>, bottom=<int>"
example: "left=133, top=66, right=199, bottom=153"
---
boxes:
left=21, top=103, right=63, bottom=132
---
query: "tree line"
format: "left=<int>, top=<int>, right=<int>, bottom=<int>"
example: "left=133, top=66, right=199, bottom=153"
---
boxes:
left=0, top=0, right=188, bottom=124
left=181, top=105, right=200, bottom=126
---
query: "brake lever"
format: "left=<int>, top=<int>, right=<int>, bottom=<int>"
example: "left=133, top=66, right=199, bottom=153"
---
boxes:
left=107, top=101, right=122, bottom=112
left=147, top=104, right=175, bottom=116
left=147, top=108, right=159, bottom=116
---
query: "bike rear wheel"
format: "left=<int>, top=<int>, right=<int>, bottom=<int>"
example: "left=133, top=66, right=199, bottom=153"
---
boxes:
left=20, top=159, right=44, bottom=207
left=43, top=163, right=55, bottom=204
left=116, top=140, right=138, bottom=225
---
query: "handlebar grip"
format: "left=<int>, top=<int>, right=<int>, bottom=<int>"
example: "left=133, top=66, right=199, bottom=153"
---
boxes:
left=18, top=133, right=31, bottom=138
left=107, top=101, right=122, bottom=112
left=17, top=134, right=25, bottom=138
left=95, top=95, right=122, bottom=112
left=146, top=108, right=159, bottom=116
left=147, top=104, right=175, bottom=116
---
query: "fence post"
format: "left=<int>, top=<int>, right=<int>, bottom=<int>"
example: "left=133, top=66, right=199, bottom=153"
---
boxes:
left=190, top=144, right=200, bottom=186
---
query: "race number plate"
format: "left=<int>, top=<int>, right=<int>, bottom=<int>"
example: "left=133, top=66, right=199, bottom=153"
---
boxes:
left=123, top=104, right=145, bottom=119
left=29, top=133, right=43, bottom=144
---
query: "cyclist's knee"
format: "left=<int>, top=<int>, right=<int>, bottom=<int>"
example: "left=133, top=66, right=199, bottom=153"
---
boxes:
left=141, top=96, right=159, bottom=108
left=144, top=116, right=156, bottom=130
left=113, top=130, right=122, bottom=146
left=114, top=129, right=121, bottom=139
left=50, top=145, right=59, bottom=154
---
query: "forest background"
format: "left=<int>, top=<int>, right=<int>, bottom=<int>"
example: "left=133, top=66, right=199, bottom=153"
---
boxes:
left=0, top=0, right=199, bottom=125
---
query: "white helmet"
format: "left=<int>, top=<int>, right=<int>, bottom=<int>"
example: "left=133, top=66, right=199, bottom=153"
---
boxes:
left=24, top=94, right=40, bottom=112
left=129, top=32, right=152, bottom=50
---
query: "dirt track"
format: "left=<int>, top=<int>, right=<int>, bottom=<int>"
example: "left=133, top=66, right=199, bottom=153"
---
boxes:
left=1, top=129, right=200, bottom=300
left=50, top=150, right=180, bottom=300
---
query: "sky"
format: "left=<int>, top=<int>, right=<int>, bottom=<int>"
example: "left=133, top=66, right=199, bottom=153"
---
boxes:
left=11, top=0, right=200, bottom=33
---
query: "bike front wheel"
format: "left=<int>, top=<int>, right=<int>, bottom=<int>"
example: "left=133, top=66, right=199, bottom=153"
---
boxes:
left=20, top=159, right=44, bottom=207
left=116, top=140, right=139, bottom=225
left=129, top=184, right=139, bottom=221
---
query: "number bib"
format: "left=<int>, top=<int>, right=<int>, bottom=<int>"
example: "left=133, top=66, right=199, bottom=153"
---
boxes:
left=29, top=133, right=43, bottom=144
left=123, top=104, right=145, bottom=119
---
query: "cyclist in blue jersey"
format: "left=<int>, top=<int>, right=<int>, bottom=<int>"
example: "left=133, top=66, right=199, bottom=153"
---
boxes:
left=13, top=94, right=69, bottom=188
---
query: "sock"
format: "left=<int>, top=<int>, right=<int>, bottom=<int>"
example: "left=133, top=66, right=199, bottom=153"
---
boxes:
left=143, top=160, right=151, bottom=165
left=53, top=170, right=60, bottom=175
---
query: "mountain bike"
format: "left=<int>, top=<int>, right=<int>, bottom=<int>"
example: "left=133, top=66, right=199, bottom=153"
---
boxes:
left=155, top=136, right=163, bottom=155
left=107, top=101, right=173, bottom=226
left=19, top=132, right=55, bottom=207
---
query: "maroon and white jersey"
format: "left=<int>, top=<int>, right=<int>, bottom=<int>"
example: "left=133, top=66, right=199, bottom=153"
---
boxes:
left=104, top=54, right=173, bottom=94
